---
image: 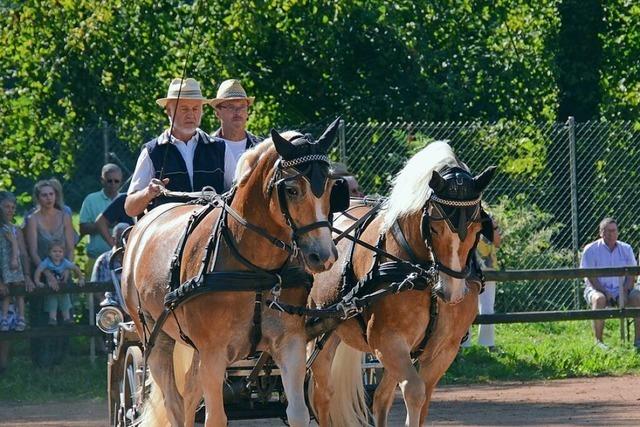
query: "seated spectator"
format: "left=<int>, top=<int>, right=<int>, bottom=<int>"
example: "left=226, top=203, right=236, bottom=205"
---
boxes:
left=580, top=217, right=640, bottom=350
left=34, top=240, right=85, bottom=325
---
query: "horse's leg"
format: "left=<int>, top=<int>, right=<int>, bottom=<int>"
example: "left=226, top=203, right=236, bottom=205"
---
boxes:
left=417, top=345, right=459, bottom=425
left=147, top=331, right=185, bottom=426
left=271, top=334, right=310, bottom=427
left=371, top=370, right=398, bottom=427
left=198, top=348, right=228, bottom=427
left=308, top=334, right=341, bottom=427
left=173, top=342, right=202, bottom=427
left=376, top=339, right=425, bottom=427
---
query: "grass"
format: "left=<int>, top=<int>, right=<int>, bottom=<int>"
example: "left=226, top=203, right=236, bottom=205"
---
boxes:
left=443, top=320, right=640, bottom=384
left=0, top=338, right=106, bottom=402
left=0, top=321, right=638, bottom=402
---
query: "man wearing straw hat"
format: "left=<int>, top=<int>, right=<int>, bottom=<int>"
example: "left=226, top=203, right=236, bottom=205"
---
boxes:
left=125, top=78, right=241, bottom=217
left=209, top=79, right=261, bottom=190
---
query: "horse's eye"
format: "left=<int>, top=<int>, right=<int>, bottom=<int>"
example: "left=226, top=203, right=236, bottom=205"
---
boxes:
left=430, top=226, right=438, bottom=235
left=286, top=187, right=299, bottom=197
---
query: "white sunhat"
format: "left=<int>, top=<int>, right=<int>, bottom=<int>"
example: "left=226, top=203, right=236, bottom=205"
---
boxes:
left=156, top=77, right=212, bottom=107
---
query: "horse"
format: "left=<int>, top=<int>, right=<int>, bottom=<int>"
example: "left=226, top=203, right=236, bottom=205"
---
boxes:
left=120, top=119, right=344, bottom=427
left=307, top=141, right=496, bottom=427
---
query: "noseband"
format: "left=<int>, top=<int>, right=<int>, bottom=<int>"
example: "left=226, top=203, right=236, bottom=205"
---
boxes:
left=422, top=193, right=482, bottom=279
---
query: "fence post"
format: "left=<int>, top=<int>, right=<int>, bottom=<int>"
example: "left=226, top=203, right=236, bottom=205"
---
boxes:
left=567, top=116, right=580, bottom=308
left=103, top=120, right=110, bottom=165
left=339, top=119, right=347, bottom=168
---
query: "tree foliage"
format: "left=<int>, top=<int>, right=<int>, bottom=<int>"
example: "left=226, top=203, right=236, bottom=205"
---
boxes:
left=0, top=0, right=638, bottom=192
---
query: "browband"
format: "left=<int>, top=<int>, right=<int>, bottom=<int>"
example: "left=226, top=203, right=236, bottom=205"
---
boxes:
left=280, top=154, right=330, bottom=169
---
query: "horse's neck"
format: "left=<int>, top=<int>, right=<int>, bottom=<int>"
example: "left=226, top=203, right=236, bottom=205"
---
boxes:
left=385, top=212, right=431, bottom=263
left=225, top=185, right=290, bottom=271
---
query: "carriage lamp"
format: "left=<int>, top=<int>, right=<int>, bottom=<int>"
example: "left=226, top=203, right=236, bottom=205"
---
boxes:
left=96, top=305, right=124, bottom=334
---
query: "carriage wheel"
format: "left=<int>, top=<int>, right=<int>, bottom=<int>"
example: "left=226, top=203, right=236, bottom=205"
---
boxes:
left=119, top=346, right=144, bottom=426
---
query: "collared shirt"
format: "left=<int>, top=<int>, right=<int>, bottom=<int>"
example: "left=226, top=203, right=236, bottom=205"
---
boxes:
left=128, top=128, right=206, bottom=194
left=79, top=189, right=118, bottom=258
left=580, top=238, right=636, bottom=298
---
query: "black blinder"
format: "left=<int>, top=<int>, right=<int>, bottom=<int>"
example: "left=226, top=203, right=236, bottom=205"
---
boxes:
left=329, top=178, right=351, bottom=213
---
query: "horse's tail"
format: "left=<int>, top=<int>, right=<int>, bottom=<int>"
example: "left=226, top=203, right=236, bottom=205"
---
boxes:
left=140, top=372, right=170, bottom=427
left=329, top=342, right=374, bottom=427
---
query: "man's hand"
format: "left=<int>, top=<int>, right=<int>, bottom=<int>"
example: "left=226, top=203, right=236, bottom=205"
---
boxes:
left=0, top=283, right=8, bottom=297
left=147, top=178, right=170, bottom=200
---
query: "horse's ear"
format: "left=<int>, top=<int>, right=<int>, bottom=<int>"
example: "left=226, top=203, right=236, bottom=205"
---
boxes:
left=317, top=117, right=341, bottom=153
left=429, top=170, right=446, bottom=193
left=473, top=166, right=497, bottom=192
left=271, top=129, right=295, bottom=160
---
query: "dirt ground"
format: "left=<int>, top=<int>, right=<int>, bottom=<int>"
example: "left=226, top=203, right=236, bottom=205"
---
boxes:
left=0, top=375, right=638, bottom=426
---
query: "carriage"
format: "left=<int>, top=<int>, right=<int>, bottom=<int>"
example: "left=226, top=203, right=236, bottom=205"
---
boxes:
left=99, top=292, right=293, bottom=425
left=99, top=124, right=494, bottom=427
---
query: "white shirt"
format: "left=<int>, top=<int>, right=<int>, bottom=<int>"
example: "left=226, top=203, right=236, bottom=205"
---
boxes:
left=222, top=138, right=247, bottom=190
left=127, top=129, right=205, bottom=194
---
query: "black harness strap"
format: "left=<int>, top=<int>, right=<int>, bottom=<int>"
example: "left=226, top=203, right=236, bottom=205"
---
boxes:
left=391, top=220, right=419, bottom=264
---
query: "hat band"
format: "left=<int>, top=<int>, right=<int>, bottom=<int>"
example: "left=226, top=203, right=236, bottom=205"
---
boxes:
left=220, top=90, right=248, bottom=98
left=166, top=89, right=204, bottom=97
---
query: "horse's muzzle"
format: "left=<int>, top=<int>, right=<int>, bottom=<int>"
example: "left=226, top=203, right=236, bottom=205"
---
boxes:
left=433, top=279, right=468, bottom=305
left=301, top=243, right=338, bottom=273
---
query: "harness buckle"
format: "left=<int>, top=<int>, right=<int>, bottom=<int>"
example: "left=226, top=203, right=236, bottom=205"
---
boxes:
left=270, top=274, right=282, bottom=302
left=336, top=299, right=361, bottom=320
left=396, top=272, right=418, bottom=293
left=290, top=240, right=300, bottom=260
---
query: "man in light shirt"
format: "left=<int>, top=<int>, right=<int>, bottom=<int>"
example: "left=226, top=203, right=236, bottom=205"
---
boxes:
left=125, top=78, right=259, bottom=218
left=209, top=79, right=261, bottom=190
left=580, top=217, right=640, bottom=350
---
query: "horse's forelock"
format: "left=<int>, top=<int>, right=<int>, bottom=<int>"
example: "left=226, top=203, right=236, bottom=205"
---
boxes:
left=382, top=141, right=463, bottom=232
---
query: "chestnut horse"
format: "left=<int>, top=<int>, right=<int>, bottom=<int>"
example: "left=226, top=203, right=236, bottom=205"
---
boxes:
left=121, top=120, right=342, bottom=427
left=308, top=141, right=496, bottom=427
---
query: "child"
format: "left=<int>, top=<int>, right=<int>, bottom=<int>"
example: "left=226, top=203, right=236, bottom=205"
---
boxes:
left=34, top=240, right=85, bottom=325
left=0, top=191, right=30, bottom=332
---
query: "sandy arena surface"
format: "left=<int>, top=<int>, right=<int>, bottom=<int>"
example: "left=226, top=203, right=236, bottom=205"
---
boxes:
left=0, top=375, right=638, bottom=426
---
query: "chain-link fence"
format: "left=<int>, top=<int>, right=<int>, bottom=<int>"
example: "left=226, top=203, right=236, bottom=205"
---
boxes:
left=15, top=119, right=640, bottom=313
left=340, top=119, right=640, bottom=312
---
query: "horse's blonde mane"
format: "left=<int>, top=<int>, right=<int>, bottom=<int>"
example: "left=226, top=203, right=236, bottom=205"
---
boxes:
left=382, top=141, right=467, bottom=231
left=234, top=131, right=304, bottom=186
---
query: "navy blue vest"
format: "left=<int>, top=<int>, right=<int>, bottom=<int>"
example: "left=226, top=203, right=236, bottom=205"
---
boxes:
left=145, top=133, right=225, bottom=207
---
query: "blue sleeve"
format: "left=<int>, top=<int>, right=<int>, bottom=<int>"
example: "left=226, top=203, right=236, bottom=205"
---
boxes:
left=626, top=245, right=636, bottom=266
left=38, top=259, right=51, bottom=270
left=580, top=246, right=593, bottom=268
left=62, top=259, right=76, bottom=271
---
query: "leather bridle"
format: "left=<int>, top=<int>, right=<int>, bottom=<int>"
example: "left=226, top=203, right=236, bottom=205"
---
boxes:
left=269, top=154, right=333, bottom=254
left=421, top=193, right=483, bottom=280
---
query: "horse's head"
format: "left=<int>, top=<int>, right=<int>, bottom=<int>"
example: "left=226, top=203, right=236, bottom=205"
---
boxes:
left=426, top=166, right=496, bottom=304
left=264, top=119, right=342, bottom=273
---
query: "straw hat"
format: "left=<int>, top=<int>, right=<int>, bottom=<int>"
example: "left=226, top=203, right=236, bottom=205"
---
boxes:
left=156, top=78, right=211, bottom=107
left=209, top=79, right=255, bottom=107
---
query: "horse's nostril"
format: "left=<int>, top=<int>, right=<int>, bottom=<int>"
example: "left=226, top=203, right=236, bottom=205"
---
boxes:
left=307, top=253, right=321, bottom=266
